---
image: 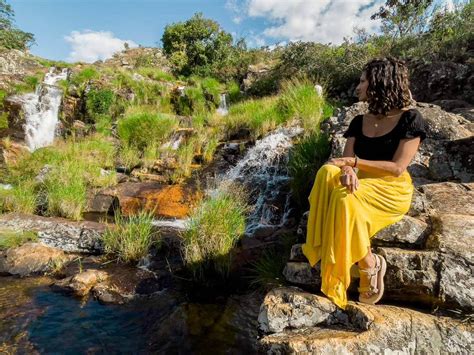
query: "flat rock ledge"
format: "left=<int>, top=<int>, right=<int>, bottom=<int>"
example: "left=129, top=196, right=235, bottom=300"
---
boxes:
left=0, top=213, right=106, bottom=253
left=258, top=287, right=473, bottom=354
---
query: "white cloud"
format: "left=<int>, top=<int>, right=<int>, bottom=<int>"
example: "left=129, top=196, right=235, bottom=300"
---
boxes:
left=64, top=30, right=138, bottom=63
left=238, top=0, right=384, bottom=45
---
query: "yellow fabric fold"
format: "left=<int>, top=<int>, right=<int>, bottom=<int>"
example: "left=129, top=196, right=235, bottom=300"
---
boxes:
left=301, top=164, right=413, bottom=309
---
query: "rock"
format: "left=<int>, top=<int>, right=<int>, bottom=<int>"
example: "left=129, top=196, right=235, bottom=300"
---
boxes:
left=372, top=215, right=429, bottom=247
left=258, top=288, right=472, bottom=354
left=0, top=213, right=106, bottom=253
left=52, top=269, right=109, bottom=296
left=0, top=242, right=74, bottom=276
left=378, top=248, right=439, bottom=305
left=419, top=182, right=474, bottom=216
left=95, top=182, right=202, bottom=219
left=92, top=283, right=129, bottom=304
left=283, top=262, right=321, bottom=289
left=429, top=136, right=474, bottom=182
left=258, top=287, right=337, bottom=333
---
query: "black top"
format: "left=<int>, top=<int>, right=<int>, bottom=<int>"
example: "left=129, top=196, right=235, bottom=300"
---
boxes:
left=342, top=109, right=428, bottom=161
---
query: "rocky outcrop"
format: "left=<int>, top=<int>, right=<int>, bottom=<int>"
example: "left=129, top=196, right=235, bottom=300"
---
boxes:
left=283, top=102, right=474, bottom=316
left=52, top=269, right=109, bottom=296
left=90, top=181, right=202, bottom=219
left=0, top=213, right=106, bottom=253
left=258, top=287, right=473, bottom=354
left=0, top=242, right=75, bottom=276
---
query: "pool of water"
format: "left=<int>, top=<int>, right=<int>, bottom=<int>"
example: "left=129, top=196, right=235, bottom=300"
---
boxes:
left=0, top=276, right=260, bottom=354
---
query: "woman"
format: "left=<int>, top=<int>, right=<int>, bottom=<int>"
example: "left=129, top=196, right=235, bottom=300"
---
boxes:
left=301, top=57, right=428, bottom=309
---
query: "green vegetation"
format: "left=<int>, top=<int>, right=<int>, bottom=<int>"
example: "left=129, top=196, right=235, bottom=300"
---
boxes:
left=2, top=134, right=116, bottom=220
left=0, top=229, right=38, bottom=250
left=181, top=182, right=250, bottom=280
left=102, top=210, right=159, bottom=263
left=0, top=0, right=35, bottom=50
left=117, top=112, right=178, bottom=151
left=86, top=89, right=115, bottom=119
left=288, top=132, right=331, bottom=211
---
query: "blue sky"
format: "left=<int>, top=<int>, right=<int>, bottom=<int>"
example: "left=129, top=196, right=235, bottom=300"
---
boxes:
left=10, top=0, right=455, bottom=63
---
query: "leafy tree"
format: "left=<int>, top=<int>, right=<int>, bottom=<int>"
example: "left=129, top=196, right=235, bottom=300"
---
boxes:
left=161, top=12, right=233, bottom=76
left=371, top=0, right=435, bottom=38
left=0, top=0, right=35, bottom=50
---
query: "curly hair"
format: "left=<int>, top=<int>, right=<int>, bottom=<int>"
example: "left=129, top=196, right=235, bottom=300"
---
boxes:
left=363, top=57, right=412, bottom=115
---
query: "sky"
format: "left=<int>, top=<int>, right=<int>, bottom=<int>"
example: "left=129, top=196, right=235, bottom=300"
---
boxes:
left=9, top=0, right=454, bottom=63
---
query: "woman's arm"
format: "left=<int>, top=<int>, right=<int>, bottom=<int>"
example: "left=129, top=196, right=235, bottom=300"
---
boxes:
left=328, top=137, right=421, bottom=177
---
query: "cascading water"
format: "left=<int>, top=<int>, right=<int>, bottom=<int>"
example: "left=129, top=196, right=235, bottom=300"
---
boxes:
left=217, top=125, right=304, bottom=237
left=15, top=67, right=69, bottom=151
left=216, top=93, right=229, bottom=116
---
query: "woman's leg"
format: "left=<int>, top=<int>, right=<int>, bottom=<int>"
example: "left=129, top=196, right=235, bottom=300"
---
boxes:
left=302, top=164, right=342, bottom=268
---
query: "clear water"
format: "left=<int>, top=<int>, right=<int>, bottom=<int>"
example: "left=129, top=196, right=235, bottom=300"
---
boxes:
left=0, top=276, right=259, bottom=354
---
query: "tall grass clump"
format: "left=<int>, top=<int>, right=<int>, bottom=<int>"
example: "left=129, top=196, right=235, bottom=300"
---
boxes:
left=224, top=96, right=281, bottom=140
left=0, top=230, right=38, bottom=250
left=288, top=132, right=331, bottom=211
left=277, top=77, right=325, bottom=136
left=181, top=182, right=250, bottom=280
left=117, top=112, right=178, bottom=152
left=0, top=180, right=37, bottom=214
left=102, top=210, right=159, bottom=263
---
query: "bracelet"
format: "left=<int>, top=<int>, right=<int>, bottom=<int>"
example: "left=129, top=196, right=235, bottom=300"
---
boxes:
left=353, top=156, right=358, bottom=168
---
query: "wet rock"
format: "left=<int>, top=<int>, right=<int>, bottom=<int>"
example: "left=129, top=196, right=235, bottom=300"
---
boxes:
left=92, top=283, right=129, bottom=304
left=94, top=182, right=202, bottom=219
left=0, top=242, right=74, bottom=276
left=258, top=287, right=336, bottom=333
left=52, top=269, right=109, bottom=296
left=372, top=215, right=429, bottom=247
left=0, top=213, right=106, bottom=253
left=258, top=288, right=472, bottom=354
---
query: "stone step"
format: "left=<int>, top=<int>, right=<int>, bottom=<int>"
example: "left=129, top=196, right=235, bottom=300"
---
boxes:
left=258, top=287, right=472, bottom=353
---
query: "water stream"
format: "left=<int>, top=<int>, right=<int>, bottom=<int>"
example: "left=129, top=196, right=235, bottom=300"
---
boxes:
left=13, top=67, right=69, bottom=151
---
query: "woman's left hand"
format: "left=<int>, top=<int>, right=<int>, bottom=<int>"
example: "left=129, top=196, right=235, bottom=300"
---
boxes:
left=325, top=157, right=353, bottom=168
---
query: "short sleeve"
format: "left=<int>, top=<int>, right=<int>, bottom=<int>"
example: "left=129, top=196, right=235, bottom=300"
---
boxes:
left=343, top=115, right=362, bottom=138
left=401, top=109, right=428, bottom=142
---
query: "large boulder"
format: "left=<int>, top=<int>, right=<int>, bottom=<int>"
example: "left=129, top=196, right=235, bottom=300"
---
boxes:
left=258, top=287, right=473, bottom=354
left=0, top=213, right=106, bottom=253
left=0, top=242, right=75, bottom=276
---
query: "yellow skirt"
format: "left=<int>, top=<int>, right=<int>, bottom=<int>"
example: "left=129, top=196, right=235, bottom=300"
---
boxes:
left=301, top=164, right=414, bottom=309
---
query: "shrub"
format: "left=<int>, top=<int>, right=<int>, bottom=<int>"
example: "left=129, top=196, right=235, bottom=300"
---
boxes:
left=70, top=67, right=99, bottom=89
left=117, top=112, right=177, bottom=151
left=102, top=210, right=159, bottom=263
left=86, top=89, right=114, bottom=119
left=288, top=132, right=331, bottom=211
left=181, top=182, right=250, bottom=280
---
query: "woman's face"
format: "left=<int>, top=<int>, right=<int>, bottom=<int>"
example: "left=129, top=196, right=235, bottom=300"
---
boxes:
left=355, top=71, right=369, bottom=101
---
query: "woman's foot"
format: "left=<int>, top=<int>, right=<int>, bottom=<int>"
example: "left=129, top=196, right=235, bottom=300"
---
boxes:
left=358, top=253, right=387, bottom=304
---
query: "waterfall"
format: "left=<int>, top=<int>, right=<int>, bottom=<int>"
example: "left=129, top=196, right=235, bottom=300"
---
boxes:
left=216, top=93, right=229, bottom=116
left=15, top=67, right=69, bottom=151
left=217, top=125, right=304, bottom=237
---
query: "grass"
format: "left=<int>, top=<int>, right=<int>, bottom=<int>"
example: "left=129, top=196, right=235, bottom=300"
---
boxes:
left=136, top=67, right=175, bottom=82
left=0, top=229, right=38, bottom=250
left=102, top=210, right=159, bottom=263
left=3, top=134, right=117, bottom=220
left=181, top=182, right=250, bottom=280
left=117, top=112, right=178, bottom=152
left=288, top=132, right=331, bottom=210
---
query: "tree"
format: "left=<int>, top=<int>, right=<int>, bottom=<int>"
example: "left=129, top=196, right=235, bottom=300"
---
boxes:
left=0, top=0, right=35, bottom=50
left=161, top=13, right=233, bottom=76
left=371, top=0, right=435, bottom=38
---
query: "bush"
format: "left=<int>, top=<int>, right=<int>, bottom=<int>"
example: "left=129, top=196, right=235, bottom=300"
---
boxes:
left=117, top=112, right=177, bottom=151
left=86, top=89, right=114, bottom=119
left=288, top=132, right=331, bottom=211
left=102, top=210, right=159, bottom=263
left=181, top=182, right=250, bottom=280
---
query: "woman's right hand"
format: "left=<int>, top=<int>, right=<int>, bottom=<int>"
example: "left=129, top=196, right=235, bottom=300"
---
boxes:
left=340, top=166, right=359, bottom=194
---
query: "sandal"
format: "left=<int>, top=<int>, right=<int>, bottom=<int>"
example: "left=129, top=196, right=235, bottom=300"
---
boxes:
left=358, top=253, right=387, bottom=305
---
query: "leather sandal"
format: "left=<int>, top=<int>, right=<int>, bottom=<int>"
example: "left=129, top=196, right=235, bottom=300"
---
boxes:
left=358, top=253, right=387, bottom=305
